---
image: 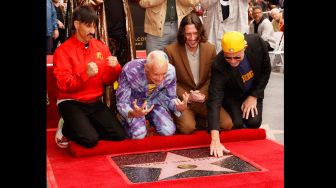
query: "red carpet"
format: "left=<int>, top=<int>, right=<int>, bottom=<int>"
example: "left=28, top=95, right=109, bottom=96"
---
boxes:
left=135, top=50, right=146, bottom=59
left=47, top=53, right=283, bottom=187
left=47, top=55, right=60, bottom=129
left=69, top=128, right=266, bottom=157
left=47, top=129, right=284, bottom=188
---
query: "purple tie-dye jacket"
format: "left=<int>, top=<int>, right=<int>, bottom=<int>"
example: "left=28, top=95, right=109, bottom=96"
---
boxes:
left=116, top=59, right=181, bottom=119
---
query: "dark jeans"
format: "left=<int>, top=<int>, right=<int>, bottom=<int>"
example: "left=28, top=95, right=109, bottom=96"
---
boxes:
left=223, top=98, right=263, bottom=129
left=52, top=28, right=66, bottom=53
left=106, top=34, right=130, bottom=113
left=46, top=36, right=53, bottom=55
left=58, top=100, right=126, bottom=148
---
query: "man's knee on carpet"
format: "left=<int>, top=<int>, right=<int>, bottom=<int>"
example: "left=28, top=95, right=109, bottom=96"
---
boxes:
left=232, top=118, right=245, bottom=129
left=245, top=116, right=262, bottom=128
left=101, top=123, right=127, bottom=141
left=177, top=124, right=197, bottom=134
left=76, top=134, right=99, bottom=148
left=131, top=132, right=147, bottom=139
left=219, top=107, right=234, bottom=130
left=219, top=120, right=233, bottom=131
left=128, top=122, right=147, bottom=139
left=149, top=107, right=176, bottom=136
left=103, top=130, right=127, bottom=141
left=155, top=119, right=176, bottom=136
left=175, top=113, right=197, bottom=134
left=156, top=125, right=176, bottom=136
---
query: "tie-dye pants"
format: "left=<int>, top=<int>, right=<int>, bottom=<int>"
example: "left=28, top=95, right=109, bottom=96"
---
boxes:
left=120, top=105, right=176, bottom=139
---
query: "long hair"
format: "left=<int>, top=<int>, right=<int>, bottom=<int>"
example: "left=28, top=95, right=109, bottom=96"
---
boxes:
left=177, top=11, right=207, bottom=45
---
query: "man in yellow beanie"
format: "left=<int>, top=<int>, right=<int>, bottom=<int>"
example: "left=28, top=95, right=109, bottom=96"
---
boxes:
left=207, top=31, right=271, bottom=157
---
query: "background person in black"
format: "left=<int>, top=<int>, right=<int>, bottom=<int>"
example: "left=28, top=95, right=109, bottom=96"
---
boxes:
left=103, top=0, right=137, bottom=114
left=104, top=0, right=136, bottom=67
left=207, top=31, right=271, bottom=157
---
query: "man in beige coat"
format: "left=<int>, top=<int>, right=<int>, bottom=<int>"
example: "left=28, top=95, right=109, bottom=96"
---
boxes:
left=164, top=11, right=232, bottom=134
left=200, top=0, right=248, bottom=53
left=139, top=0, right=199, bottom=54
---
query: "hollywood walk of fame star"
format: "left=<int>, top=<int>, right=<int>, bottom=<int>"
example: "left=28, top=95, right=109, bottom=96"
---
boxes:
left=122, top=152, right=237, bottom=180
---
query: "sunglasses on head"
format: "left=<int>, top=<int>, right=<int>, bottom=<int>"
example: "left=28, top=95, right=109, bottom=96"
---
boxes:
left=224, top=56, right=241, bottom=60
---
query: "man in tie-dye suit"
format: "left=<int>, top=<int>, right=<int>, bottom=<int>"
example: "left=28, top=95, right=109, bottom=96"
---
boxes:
left=116, top=50, right=189, bottom=139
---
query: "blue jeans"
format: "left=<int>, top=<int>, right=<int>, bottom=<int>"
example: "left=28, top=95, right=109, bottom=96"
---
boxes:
left=145, top=21, right=178, bottom=54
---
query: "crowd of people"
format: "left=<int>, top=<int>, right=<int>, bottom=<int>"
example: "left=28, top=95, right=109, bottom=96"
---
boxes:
left=47, top=0, right=284, bottom=157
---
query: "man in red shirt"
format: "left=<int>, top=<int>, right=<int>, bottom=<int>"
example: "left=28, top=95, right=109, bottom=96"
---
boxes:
left=53, top=5, right=126, bottom=148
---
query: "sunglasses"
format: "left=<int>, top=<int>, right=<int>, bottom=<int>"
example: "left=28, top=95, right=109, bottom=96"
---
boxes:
left=224, top=56, right=241, bottom=60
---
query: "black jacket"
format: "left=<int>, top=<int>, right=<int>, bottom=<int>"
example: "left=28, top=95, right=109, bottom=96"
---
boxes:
left=207, top=33, right=271, bottom=131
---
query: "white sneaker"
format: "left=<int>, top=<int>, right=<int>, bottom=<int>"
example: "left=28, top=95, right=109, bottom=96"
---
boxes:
left=55, top=118, right=69, bottom=148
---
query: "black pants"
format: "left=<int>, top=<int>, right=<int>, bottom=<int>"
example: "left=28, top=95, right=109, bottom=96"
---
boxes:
left=58, top=100, right=126, bottom=148
left=223, top=98, right=263, bottom=129
left=46, top=36, right=53, bottom=55
left=266, top=41, right=274, bottom=51
left=52, top=28, right=66, bottom=53
left=106, top=34, right=130, bottom=113
left=108, top=34, right=129, bottom=67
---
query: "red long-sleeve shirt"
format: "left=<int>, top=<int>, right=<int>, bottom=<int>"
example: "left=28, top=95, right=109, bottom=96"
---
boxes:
left=53, top=35, right=121, bottom=103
